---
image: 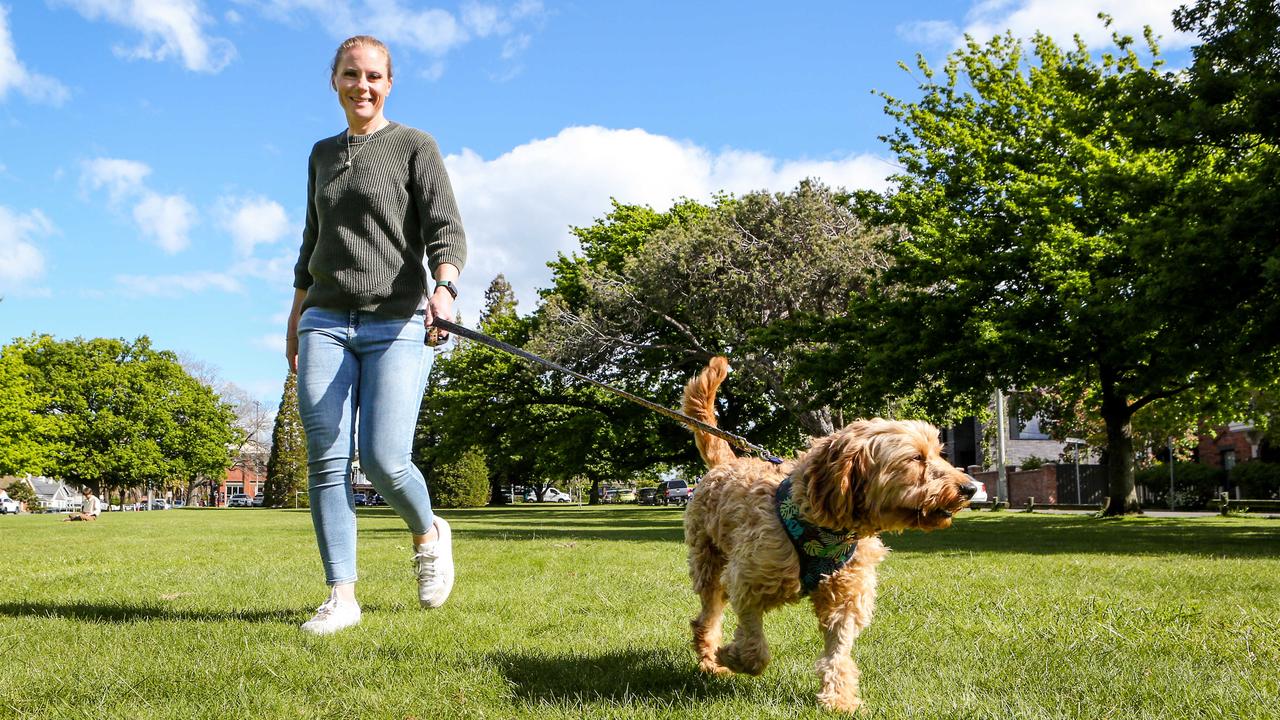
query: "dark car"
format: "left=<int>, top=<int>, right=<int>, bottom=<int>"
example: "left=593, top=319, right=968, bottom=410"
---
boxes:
left=637, top=488, right=658, bottom=505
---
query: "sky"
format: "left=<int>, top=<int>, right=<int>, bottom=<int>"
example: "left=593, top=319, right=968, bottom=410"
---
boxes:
left=0, top=0, right=1195, bottom=404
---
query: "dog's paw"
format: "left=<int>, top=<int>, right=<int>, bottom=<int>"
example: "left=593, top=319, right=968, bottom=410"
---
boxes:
left=817, top=690, right=863, bottom=715
left=716, top=645, right=769, bottom=676
left=698, top=658, right=734, bottom=677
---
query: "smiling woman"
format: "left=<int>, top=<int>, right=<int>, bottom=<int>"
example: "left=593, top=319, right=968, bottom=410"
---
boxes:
left=284, top=34, right=470, bottom=636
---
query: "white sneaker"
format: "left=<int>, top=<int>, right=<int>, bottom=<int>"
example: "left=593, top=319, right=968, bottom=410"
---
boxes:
left=414, top=516, right=454, bottom=608
left=300, top=594, right=361, bottom=635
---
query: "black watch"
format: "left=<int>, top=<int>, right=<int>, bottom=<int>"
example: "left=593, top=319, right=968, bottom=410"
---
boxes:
left=434, top=280, right=458, bottom=299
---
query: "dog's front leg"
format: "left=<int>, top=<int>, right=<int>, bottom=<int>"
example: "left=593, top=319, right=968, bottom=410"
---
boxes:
left=715, top=601, right=770, bottom=675
left=811, top=570, right=878, bottom=714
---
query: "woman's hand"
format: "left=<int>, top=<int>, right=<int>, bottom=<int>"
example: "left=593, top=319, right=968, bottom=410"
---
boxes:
left=426, top=287, right=454, bottom=345
left=286, top=335, right=299, bottom=373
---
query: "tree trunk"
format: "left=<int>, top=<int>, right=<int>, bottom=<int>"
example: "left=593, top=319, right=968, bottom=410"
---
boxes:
left=1100, top=389, right=1141, bottom=516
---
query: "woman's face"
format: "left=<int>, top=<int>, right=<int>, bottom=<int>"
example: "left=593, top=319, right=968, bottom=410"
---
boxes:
left=333, top=44, right=392, bottom=128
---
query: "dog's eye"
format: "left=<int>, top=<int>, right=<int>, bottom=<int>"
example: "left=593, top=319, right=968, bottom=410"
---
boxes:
left=914, top=454, right=925, bottom=463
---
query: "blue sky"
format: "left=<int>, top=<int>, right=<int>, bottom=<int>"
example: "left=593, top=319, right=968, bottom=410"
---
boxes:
left=1, top=0, right=1192, bottom=404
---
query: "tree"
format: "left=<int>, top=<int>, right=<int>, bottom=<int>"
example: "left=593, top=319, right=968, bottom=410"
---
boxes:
left=264, top=371, right=307, bottom=507
left=808, top=27, right=1278, bottom=515
left=427, top=447, right=491, bottom=508
left=540, top=184, right=891, bottom=457
left=8, top=334, right=235, bottom=503
left=5, top=480, right=38, bottom=509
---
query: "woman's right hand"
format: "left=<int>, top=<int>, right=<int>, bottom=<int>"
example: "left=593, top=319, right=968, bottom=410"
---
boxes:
left=286, top=335, right=299, bottom=373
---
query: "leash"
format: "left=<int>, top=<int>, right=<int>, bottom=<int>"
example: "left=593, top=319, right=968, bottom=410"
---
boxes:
left=430, top=317, right=783, bottom=464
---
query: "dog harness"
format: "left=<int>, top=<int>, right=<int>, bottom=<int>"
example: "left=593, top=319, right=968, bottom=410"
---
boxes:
left=775, top=477, right=859, bottom=594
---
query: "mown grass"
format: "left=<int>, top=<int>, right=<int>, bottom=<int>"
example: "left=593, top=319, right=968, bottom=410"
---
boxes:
left=2, top=506, right=1277, bottom=719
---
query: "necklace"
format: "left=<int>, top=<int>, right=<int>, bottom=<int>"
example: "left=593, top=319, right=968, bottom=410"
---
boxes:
left=344, top=125, right=386, bottom=168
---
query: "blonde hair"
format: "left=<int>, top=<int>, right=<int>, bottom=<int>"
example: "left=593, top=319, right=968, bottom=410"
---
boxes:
left=329, top=35, right=393, bottom=90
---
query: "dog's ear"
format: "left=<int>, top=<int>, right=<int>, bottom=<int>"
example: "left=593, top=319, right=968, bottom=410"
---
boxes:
left=803, top=428, right=868, bottom=530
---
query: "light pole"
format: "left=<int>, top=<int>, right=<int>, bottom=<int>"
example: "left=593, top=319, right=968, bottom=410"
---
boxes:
left=1168, top=437, right=1176, bottom=510
left=994, top=389, right=1009, bottom=505
left=1066, top=438, right=1084, bottom=504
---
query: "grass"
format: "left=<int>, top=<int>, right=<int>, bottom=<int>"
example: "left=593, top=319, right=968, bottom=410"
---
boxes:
left=2, top=505, right=1278, bottom=720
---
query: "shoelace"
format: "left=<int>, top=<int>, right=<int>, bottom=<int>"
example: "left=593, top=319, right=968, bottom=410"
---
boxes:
left=310, top=597, right=339, bottom=619
left=414, top=548, right=439, bottom=583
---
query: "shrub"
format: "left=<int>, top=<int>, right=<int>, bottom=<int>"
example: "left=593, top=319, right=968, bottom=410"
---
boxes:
left=1230, top=461, right=1280, bottom=500
left=428, top=447, right=490, bottom=508
left=1019, top=455, right=1049, bottom=471
left=1135, top=462, right=1225, bottom=509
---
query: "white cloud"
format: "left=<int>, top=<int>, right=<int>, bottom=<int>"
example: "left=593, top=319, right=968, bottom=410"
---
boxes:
left=82, top=157, right=152, bottom=204
left=82, top=157, right=198, bottom=253
left=0, top=6, right=71, bottom=104
left=902, top=0, right=1194, bottom=50
left=443, top=126, right=895, bottom=321
left=248, top=0, right=544, bottom=70
left=133, top=192, right=197, bottom=254
left=114, top=270, right=241, bottom=296
left=218, top=195, right=291, bottom=257
left=56, top=0, right=235, bottom=72
left=0, top=206, right=53, bottom=289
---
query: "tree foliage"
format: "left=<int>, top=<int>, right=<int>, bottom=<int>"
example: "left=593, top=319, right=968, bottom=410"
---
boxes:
left=427, top=447, right=491, bottom=508
left=540, top=183, right=892, bottom=456
left=804, top=24, right=1278, bottom=515
left=3, top=334, right=235, bottom=499
left=264, top=371, right=307, bottom=507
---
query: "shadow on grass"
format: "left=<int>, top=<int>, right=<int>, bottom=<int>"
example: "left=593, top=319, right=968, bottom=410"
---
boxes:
left=361, top=505, right=688, bottom=543
left=363, top=505, right=1280, bottom=557
left=489, top=648, right=733, bottom=706
left=0, top=600, right=305, bottom=625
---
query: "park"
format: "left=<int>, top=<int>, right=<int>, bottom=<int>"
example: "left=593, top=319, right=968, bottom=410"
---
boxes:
left=3, top=504, right=1278, bottom=719
left=3, top=0, right=1280, bottom=718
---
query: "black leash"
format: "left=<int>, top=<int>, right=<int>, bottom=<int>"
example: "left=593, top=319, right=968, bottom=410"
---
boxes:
left=430, top=317, right=783, bottom=464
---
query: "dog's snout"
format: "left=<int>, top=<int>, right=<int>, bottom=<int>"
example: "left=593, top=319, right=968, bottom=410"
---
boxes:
left=959, top=480, right=979, bottom=500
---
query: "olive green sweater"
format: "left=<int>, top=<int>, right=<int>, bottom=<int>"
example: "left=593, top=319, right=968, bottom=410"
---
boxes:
left=293, top=122, right=467, bottom=317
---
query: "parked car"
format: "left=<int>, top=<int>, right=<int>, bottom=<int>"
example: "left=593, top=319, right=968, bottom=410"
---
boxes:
left=251, top=495, right=264, bottom=507
left=524, top=487, right=571, bottom=502
left=656, top=479, right=691, bottom=506
left=604, top=484, right=634, bottom=502
left=1, top=497, right=20, bottom=514
left=228, top=493, right=252, bottom=507
left=966, top=475, right=988, bottom=505
left=353, top=492, right=369, bottom=506
left=637, top=487, right=658, bottom=505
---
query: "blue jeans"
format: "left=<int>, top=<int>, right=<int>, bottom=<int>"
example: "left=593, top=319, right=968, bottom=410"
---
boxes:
left=296, top=307, right=435, bottom=585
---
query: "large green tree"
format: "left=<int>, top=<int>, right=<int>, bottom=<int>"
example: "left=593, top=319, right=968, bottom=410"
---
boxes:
left=810, top=27, right=1278, bottom=514
left=8, top=335, right=235, bottom=502
left=0, top=343, right=55, bottom=476
left=539, top=184, right=891, bottom=457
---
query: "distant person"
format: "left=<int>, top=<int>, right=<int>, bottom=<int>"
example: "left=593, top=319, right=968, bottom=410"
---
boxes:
left=64, top=487, right=102, bottom=522
left=286, top=35, right=467, bottom=635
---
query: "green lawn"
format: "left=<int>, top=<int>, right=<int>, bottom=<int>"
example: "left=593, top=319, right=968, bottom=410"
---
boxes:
left=2, top=506, right=1277, bottom=719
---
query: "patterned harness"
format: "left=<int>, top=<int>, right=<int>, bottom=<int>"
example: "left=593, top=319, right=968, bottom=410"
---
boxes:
left=774, top=477, right=859, bottom=594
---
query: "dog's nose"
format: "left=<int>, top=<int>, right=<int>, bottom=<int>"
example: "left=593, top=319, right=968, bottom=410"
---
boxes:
left=958, top=480, right=979, bottom=499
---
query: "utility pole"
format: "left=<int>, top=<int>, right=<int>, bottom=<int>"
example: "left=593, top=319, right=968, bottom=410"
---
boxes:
left=1168, top=437, right=1176, bottom=510
left=994, top=389, right=1009, bottom=504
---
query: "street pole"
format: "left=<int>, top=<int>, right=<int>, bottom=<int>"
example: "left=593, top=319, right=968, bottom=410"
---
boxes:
left=994, top=389, right=1008, bottom=505
left=1168, top=437, right=1175, bottom=510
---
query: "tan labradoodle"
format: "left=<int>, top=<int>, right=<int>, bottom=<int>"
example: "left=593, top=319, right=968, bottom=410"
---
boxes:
left=681, top=357, right=977, bottom=714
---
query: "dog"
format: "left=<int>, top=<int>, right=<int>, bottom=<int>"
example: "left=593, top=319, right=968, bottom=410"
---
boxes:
left=680, top=356, right=977, bottom=714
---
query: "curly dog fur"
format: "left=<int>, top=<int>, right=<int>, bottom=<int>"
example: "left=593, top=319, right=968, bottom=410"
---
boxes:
left=681, top=356, right=977, bottom=714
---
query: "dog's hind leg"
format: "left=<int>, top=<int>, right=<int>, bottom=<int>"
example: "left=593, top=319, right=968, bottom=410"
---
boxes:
left=689, top=538, right=731, bottom=675
left=715, top=598, right=770, bottom=676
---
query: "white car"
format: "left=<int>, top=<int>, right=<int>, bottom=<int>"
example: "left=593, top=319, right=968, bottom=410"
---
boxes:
left=524, top=487, right=572, bottom=502
left=967, top=475, right=989, bottom=505
left=1, top=497, right=20, bottom=514
left=228, top=493, right=253, bottom=507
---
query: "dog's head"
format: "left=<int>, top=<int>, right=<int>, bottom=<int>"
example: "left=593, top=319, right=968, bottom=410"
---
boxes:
left=796, top=418, right=977, bottom=534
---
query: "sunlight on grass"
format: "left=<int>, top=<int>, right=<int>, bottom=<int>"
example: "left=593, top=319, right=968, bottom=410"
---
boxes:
left=2, top=507, right=1277, bottom=719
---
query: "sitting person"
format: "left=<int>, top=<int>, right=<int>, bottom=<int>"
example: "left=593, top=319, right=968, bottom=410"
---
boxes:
left=64, top=487, right=102, bottom=521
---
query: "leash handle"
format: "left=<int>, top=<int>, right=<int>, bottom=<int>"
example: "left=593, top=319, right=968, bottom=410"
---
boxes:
left=431, top=317, right=783, bottom=464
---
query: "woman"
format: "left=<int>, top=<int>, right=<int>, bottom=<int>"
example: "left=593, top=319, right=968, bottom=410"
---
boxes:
left=286, top=35, right=466, bottom=635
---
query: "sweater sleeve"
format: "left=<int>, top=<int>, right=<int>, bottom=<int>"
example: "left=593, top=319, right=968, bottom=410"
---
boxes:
left=293, top=146, right=319, bottom=290
left=411, top=135, right=467, bottom=274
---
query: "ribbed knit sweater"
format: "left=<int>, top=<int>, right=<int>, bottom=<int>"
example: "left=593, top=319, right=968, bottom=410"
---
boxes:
left=293, top=122, right=467, bottom=318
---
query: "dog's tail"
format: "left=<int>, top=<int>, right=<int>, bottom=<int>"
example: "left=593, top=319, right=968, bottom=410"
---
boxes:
left=682, top=356, right=738, bottom=469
